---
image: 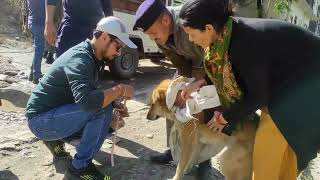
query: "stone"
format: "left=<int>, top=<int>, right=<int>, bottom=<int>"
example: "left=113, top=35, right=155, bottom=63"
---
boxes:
left=5, top=76, right=19, bottom=83
left=22, top=151, right=35, bottom=159
left=4, top=71, right=18, bottom=76
left=0, top=142, right=16, bottom=151
left=146, top=134, right=154, bottom=139
left=0, top=74, right=8, bottom=81
left=0, top=81, right=10, bottom=88
left=46, top=173, right=54, bottom=178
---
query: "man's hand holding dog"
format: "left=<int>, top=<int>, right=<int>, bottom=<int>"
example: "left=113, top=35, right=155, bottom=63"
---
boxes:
left=207, top=111, right=228, bottom=132
left=114, top=84, right=134, bottom=99
left=181, top=78, right=207, bottom=100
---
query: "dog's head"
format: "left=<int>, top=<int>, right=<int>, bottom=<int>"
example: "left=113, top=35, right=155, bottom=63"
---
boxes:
left=146, top=79, right=176, bottom=121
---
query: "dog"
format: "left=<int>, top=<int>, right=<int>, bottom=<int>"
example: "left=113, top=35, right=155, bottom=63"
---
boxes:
left=146, top=79, right=257, bottom=180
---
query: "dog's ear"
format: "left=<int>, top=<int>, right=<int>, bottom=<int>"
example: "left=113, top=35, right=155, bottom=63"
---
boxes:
left=150, top=79, right=172, bottom=104
left=158, top=90, right=166, bottom=101
left=151, top=87, right=166, bottom=103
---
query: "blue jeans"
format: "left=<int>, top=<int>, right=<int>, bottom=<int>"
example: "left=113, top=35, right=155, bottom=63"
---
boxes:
left=28, top=104, right=113, bottom=169
left=29, top=25, right=45, bottom=79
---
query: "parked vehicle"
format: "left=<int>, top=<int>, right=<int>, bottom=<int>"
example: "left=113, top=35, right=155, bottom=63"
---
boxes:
left=109, top=0, right=185, bottom=78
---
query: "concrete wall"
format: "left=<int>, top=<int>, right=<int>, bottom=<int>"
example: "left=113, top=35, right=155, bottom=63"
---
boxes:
left=288, top=1, right=312, bottom=28
left=263, top=0, right=316, bottom=30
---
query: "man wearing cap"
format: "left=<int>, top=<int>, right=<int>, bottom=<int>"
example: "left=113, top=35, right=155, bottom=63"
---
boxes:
left=133, top=0, right=225, bottom=179
left=26, top=16, right=137, bottom=179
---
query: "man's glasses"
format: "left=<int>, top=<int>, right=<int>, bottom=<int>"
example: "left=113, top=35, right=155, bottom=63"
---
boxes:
left=109, top=34, right=125, bottom=53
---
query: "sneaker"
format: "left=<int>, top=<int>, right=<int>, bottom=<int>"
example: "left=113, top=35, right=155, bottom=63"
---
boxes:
left=32, top=74, right=44, bottom=84
left=149, top=149, right=173, bottom=165
left=66, top=162, right=111, bottom=180
left=45, top=53, right=55, bottom=64
left=43, top=140, right=71, bottom=158
left=32, top=77, right=40, bottom=84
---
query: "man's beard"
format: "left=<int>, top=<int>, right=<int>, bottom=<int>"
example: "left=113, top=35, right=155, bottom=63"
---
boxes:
left=102, top=41, right=114, bottom=60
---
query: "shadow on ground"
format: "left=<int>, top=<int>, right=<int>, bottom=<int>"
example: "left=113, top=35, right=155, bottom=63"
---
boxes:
left=0, top=170, right=19, bottom=180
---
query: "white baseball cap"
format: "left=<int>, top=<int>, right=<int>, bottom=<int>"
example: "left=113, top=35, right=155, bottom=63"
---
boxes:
left=96, top=16, right=137, bottom=49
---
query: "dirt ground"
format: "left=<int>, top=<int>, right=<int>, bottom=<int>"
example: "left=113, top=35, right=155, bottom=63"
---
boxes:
left=0, top=2, right=319, bottom=178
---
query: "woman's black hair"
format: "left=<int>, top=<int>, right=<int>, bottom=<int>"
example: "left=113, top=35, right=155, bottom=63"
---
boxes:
left=179, top=0, right=234, bottom=33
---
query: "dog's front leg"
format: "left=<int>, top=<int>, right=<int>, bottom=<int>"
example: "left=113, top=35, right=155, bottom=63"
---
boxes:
left=172, top=125, right=198, bottom=180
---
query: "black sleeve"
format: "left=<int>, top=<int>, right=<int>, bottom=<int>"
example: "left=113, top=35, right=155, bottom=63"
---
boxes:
left=222, top=58, right=269, bottom=133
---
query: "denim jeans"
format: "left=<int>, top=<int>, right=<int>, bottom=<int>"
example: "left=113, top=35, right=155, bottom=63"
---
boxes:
left=28, top=103, right=113, bottom=169
left=29, top=25, right=45, bottom=79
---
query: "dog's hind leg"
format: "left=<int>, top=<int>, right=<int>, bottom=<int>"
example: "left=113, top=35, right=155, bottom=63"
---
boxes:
left=220, top=123, right=256, bottom=180
left=220, top=141, right=253, bottom=180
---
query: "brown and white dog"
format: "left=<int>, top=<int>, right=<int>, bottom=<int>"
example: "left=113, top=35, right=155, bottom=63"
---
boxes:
left=146, top=79, right=257, bottom=180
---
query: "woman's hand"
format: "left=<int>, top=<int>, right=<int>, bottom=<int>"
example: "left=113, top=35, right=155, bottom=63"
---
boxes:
left=207, top=111, right=228, bottom=132
left=181, top=79, right=207, bottom=100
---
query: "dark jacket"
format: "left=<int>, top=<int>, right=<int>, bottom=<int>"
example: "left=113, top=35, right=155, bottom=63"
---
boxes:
left=26, top=40, right=104, bottom=120
left=218, top=17, right=320, bottom=170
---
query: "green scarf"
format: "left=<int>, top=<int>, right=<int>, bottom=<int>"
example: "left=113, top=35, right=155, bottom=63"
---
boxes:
left=204, top=17, right=242, bottom=109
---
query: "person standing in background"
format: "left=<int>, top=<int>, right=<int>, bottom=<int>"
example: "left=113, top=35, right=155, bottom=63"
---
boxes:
left=43, top=0, right=63, bottom=64
left=27, top=0, right=46, bottom=84
left=45, top=0, right=113, bottom=58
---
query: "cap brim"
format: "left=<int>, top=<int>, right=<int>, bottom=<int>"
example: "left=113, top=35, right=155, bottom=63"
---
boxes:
left=117, top=34, right=137, bottom=49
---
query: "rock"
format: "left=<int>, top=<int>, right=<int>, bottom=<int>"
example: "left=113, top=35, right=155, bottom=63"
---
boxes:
left=0, top=142, right=16, bottom=151
left=4, top=71, right=18, bottom=76
left=146, top=134, right=154, bottom=139
left=22, top=151, right=35, bottom=159
left=0, top=80, right=10, bottom=88
left=42, top=160, right=53, bottom=166
left=5, top=76, right=19, bottom=83
left=15, top=37, right=20, bottom=40
left=18, top=72, right=25, bottom=76
left=1, top=152, right=11, bottom=157
left=0, top=74, right=8, bottom=80
left=46, top=173, right=55, bottom=178
left=10, top=117, right=19, bottom=121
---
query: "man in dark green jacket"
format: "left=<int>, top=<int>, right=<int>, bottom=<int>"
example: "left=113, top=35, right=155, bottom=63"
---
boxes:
left=26, top=16, right=136, bottom=180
